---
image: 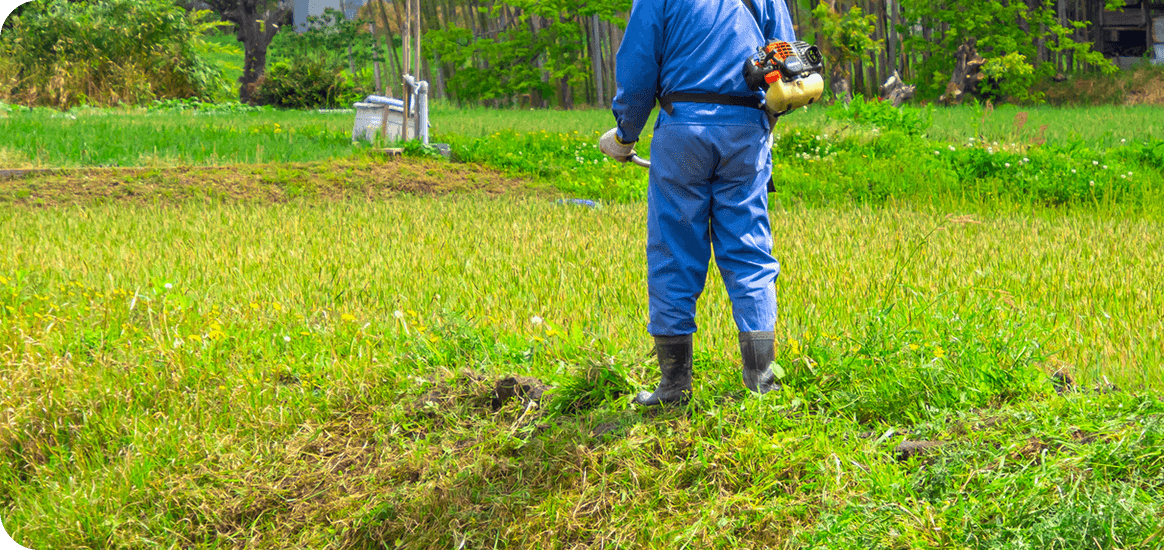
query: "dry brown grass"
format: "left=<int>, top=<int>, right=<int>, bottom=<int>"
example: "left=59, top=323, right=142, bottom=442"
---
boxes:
left=0, top=156, right=537, bottom=206
left=1039, top=64, right=1164, bottom=106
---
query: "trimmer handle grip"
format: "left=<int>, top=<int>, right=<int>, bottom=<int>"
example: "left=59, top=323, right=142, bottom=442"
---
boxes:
left=629, top=154, right=651, bottom=168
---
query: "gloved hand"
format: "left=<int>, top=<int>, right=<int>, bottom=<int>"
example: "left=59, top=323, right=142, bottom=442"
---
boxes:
left=599, top=128, right=636, bottom=162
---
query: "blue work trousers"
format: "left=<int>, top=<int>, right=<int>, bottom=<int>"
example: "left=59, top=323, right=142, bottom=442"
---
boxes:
left=646, top=122, right=779, bottom=336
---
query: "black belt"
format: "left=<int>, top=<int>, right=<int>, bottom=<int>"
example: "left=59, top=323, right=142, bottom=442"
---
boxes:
left=656, top=92, right=777, bottom=194
left=658, top=92, right=765, bottom=115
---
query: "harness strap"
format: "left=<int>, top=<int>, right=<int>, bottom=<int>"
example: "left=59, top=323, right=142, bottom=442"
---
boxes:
left=658, top=92, right=764, bottom=115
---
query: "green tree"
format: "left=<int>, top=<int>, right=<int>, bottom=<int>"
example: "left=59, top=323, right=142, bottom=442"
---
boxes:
left=202, top=0, right=293, bottom=103
left=898, top=0, right=1118, bottom=102
left=425, top=0, right=630, bottom=107
left=810, top=0, right=883, bottom=101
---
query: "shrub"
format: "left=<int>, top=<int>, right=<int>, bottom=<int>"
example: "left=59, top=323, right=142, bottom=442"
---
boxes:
left=252, top=57, right=359, bottom=109
left=0, top=0, right=229, bottom=107
left=826, top=94, right=933, bottom=136
left=255, top=8, right=374, bottom=109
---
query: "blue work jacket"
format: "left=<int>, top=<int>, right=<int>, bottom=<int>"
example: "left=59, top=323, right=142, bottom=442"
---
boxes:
left=612, top=0, right=797, bottom=143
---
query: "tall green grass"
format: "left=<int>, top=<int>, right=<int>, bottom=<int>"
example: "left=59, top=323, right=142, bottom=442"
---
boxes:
left=1, top=198, right=1159, bottom=389
left=2, top=196, right=1162, bottom=548
left=0, top=107, right=361, bottom=167
left=4, top=101, right=1164, bottom=170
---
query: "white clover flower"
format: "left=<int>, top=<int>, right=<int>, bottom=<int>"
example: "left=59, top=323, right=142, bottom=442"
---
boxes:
left=283, top=335, right=291, bottom=343
left=1090, top=181, right=1096, bottom=186
left=1128, top=172, right=1134, bottom=176
left=1071, top=169, right=1076, bottom=174
left=1093, top=160, right=1099, bottom=165
left=1121, top=174, right=1127, bottom=179
left=164, top=282, right=173, bottom=290
left=1121, top=138, right=1126, bottom=143
left=530, top=315, right=543, bottom=326
left=934, top=151, right=940, bottom=156
left=948, top=145, right=956, bottom=151
left=393, top=310, right=404, bottom=319
left=1103, top=165, right=1108, bottom=169
left=1005, top=163, right=1011, bottom=168
left=1023, top=157, right=1029, bottom=163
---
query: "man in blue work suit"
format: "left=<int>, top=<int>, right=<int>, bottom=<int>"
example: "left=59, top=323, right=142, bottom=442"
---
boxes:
left=599, top=0, right=797, bottom=406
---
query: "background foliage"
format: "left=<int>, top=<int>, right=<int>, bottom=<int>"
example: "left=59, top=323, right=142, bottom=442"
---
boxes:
left=425, top=0, right=631, bottom=106
left=254, top=9, right=374, bottom=109
left=897, top=0, right=1121, bottom=102
left=0, top=0, right=232, bottom=108
left=1, top=0, right=1157, bottom=108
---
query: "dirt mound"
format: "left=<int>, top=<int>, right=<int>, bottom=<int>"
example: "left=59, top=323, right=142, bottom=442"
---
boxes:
left=0, top=156, right=533, bottom=206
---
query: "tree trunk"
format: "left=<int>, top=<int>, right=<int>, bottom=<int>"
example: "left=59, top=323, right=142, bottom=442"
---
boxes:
left=371, top=21, right=383, bottom=94
left=530, top=15, right=548, bottom=108
left=558, top=76, right=573, bottom=110
left=372, top=0, right=397, bottom=96
left=590, top=14, right=605, bottom=107
left=940, top=38, right=986, bottom=105
left=881, top=70, right=915, bottom=106
left=206, top=0, right=291, bottom=104
left=888, top=0, right=899, bottom=77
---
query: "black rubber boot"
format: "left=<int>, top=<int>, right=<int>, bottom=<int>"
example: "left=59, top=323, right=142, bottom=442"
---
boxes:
left=632, top=335, right=693, bottom=406
left=739, top=331, right=779, bottom=394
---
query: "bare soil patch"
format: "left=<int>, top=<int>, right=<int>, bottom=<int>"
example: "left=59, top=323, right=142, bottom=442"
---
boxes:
left=0, top=156, right=535, bottom=206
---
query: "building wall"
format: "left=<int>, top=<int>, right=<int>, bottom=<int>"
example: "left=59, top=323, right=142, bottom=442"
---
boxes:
left=293, top=0, right=366, bottom=32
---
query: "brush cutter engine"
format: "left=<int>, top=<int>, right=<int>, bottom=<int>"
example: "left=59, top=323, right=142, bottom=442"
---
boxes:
left=744, top=40, right=825, bottom=115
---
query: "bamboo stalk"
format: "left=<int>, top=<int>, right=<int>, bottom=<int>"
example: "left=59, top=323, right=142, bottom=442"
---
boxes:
left=402, top=0, right=411, bottom=142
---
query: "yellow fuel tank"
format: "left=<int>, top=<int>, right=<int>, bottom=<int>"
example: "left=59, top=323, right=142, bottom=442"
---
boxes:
left=764, top=73, right=825, bottom=113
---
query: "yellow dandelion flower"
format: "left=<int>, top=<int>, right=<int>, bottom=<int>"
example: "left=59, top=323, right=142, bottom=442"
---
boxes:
left=342, top=313, right=356, bottom=322
left=250, top=302, right=260, bottom=310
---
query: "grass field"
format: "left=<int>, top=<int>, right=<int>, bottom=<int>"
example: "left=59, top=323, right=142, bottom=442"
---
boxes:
left=4, top=100, right=1164, bottom=168
left=2, top=102, right=1164, bottom=547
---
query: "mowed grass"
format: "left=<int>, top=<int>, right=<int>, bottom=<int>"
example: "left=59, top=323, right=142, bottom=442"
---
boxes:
left=2, top=195, right=1163, bottom=547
